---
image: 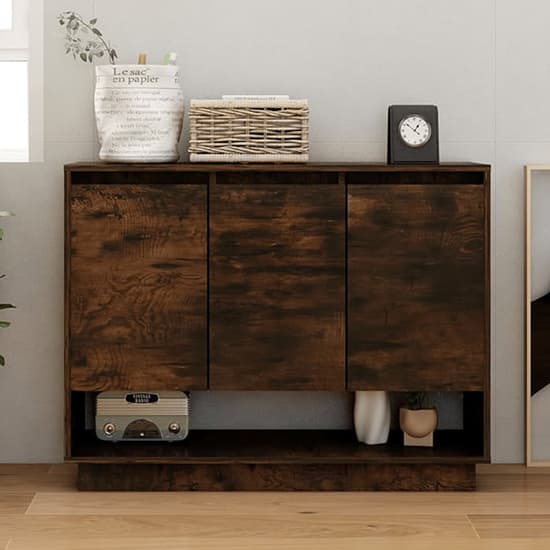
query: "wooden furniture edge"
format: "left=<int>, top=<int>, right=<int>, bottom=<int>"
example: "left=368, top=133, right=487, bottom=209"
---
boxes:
left=64, top=162, right=491, bottom=173
left=484, top=168, right=492, bottom=462
left=64, top=167, right=72, bottom=459
left=77, top=463, right=476, bottom=491
left=64, top=163, right=492, bottom=488
left=525, top=166, right=532, bottom=466
left=523, top=165, right=550, bottom=467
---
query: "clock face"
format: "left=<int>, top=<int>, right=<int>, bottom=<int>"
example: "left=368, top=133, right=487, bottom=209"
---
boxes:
left=398, top=115, right=432, bottom=148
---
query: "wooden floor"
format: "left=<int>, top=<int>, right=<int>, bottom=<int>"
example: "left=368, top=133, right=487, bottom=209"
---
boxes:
left=2, top=465, right=550, bottom=549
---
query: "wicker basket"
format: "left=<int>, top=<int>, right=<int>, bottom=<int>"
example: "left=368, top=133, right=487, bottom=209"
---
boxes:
left=188, top=99, right=309, bottom=162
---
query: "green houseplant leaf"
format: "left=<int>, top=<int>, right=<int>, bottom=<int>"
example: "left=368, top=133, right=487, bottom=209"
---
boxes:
left=1, top=211, right=15, bottom=366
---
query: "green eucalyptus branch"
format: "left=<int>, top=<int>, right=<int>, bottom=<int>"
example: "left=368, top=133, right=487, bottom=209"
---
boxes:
left=58, top=11, right=118, bottom=64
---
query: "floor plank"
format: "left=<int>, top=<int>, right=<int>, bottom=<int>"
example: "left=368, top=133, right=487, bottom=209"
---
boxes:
left=469, top=514, right=550, bottom=538
left=0, top=513, right=477, bottom=539
left=47, top=465, right=77, bottom=476
left=0, top=472, right=76, bottom=494
left=0, top=494, right=34, bottom=516
left=477, top=465, right=550, bottom=475
left=26, top=490, right=550, bottom=516
left=4, top=469, right=550, bottom=550
left=477, top=475, right=550, bottom=492
left=0, top=466, right=49, bottom=475
left=8, top=536, right=550, bottom=550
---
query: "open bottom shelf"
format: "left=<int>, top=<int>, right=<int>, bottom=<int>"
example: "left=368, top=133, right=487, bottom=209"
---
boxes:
left=69, top=429, right=485, bottom=465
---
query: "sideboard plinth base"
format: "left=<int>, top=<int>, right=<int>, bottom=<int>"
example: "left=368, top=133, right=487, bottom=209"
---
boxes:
left=77, top=463, right=476, bottom=491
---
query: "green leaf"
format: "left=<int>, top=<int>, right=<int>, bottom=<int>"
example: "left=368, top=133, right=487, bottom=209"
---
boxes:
left=79, top=52, right=87, bottom=62
left=0, top=211, right=14, bottom=217
left=0, top=321, right=11, bottom=328
left=92, top=28, right=102, bottom=36
left=0, top=355, right=5, bottom=367
left=89, top=18, right=97, bottom=25
left=0, top=304, right=15, bottom=310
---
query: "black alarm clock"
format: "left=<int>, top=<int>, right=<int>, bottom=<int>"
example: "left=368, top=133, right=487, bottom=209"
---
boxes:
left=387, top=105, right=439, bottom=165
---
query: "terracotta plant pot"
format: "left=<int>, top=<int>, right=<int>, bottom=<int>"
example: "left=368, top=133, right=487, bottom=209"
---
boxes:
left=399, top=407, right=438, bottom=438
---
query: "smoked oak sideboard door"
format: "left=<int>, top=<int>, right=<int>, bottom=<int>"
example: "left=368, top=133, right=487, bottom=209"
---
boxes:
left=69, top=179, right=207, bottom=391
left=210, top=172, right=346, bottom=390
left=348, top=180, right=487, bottom=391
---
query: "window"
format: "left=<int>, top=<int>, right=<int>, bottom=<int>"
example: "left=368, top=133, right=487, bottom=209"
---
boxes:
left=0, top=0, right=43, bottom=162
left=0, top=61, right=27, bottom=161
left=0, top=0, right=12, bottom=30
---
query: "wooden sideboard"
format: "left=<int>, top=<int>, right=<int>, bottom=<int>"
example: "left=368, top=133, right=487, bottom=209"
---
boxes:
left=65, top=162, right=490, bottom=491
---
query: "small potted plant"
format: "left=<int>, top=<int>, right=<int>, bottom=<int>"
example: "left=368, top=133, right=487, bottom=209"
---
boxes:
left=399, top=392, right=438, bottom=447
left=0, top=210, right=15, bottom=367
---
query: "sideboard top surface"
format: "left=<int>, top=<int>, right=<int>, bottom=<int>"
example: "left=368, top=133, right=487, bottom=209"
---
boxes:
left=65, top=162, right=491, bottom=174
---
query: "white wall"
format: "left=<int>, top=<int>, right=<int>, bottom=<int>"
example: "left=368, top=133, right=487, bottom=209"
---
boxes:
left=0, top=0, right=543, bottom=462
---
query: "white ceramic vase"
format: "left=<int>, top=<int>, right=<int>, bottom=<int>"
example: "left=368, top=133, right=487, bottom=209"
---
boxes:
left=354, top=390, right=391, bottom=445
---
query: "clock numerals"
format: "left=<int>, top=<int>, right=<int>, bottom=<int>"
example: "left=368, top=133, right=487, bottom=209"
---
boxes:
left=399, top=115, right=432, bottom=148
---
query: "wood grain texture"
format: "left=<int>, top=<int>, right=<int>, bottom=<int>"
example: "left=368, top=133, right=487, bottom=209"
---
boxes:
left=477, top=474, right=550, bottom=492
left=468, top=514, right=550, bottom=538
left=209, top=172, right=345, bottom=390
left=66, top=161, right=491, bottom=174
left=25, top=475, right=550, bottom=515
left=68, top=429, right=484, bottom=464
left=0, top=493, right=34, bottom=515
left=10, top=539, right=550, bottom=550
left=0, top=468, right=76, bottom=494
left=64, top=169, right=72, bottom=459
left=69, top=182, right=207, bottom=390
left=76, top=463, right=476, bottom=491
left=0, top=513, right=477, bottom=539
left=64, top=164, right=490, bottom=487
left=348, top=183, right=486, bottom=391
left=8, top=467, right=550, bottom=550
left=483, top=169, right=491, bottom=460
left=15, top=540, right=550, bottom=550
left=477, top=464, right=550, bottom=474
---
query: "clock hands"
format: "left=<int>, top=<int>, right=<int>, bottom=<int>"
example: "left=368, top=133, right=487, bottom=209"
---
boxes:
left=405, top=122, right=421, bottom=136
